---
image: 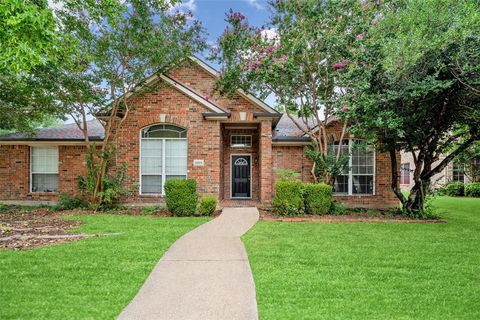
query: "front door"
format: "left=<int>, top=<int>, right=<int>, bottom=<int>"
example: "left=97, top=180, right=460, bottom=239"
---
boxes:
left=232, top=155, right=251, bottom=198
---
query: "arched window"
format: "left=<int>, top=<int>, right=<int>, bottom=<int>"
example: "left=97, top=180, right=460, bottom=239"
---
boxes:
left=140, top=124, right=187, bottom=195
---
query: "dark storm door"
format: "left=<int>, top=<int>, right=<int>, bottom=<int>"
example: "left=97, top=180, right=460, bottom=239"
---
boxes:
left=232, top=155, right=251, bottom=198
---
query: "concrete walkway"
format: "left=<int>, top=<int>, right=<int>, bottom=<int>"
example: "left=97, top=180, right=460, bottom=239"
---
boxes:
left=118, top=207, right=260, bottom=320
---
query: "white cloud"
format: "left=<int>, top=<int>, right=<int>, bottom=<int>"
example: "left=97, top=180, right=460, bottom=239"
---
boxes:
left=245, top=0, right=264, bottom=10
left=172, top=0, right=196, bottom=13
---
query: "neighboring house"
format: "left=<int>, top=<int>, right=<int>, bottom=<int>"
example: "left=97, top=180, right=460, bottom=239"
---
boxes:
left=400, top=151, right=470, bottom=192
left=0, top=57, right=399, bottom=208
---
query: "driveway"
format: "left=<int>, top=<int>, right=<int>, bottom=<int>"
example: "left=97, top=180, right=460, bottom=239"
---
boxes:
left=117, top=207, right=259, bottom=320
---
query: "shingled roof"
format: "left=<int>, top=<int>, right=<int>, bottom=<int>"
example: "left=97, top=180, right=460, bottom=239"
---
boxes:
left=0, top=120, right=104, bottom=141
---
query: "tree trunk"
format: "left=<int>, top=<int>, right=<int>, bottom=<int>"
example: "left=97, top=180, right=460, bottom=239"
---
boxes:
left=403, top=180, right=428, bottom=216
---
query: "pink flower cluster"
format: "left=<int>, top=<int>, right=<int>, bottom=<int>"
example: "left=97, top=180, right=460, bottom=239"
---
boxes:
left=355, top=32, right=365, bottom=41
left=332, top=60, right=348, bottom=71
left=230, top=11, right=245, bottom=21
left=341, top=105, right=349, bottom=112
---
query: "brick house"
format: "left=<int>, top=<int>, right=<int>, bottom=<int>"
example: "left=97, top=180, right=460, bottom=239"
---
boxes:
left=0, top=57, right=399, bottom=208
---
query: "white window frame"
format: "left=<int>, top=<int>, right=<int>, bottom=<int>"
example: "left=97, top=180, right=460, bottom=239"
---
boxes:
left=452, top=162, right=465, bottom=183
left=30, top=146, right=59, bottom=193
left=332, top=139, right=376, bottom=196
left=139, top=125, right=188, bottom=196
left=231, top=135, right=252, bottom=148
left=400, top=163, right=411, bottom=185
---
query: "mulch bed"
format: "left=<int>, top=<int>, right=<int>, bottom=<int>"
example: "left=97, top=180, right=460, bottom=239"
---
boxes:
left=0, top=206, right=218, bottom=250
left=258, top=209, right=447, bottom=223
left=0, top=209, right=86, bottom=250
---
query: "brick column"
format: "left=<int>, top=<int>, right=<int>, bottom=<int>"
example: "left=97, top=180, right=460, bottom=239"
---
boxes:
left=259, top=120, right=273, bottom=203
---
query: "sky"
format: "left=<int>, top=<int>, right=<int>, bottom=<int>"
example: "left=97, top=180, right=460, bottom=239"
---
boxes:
left=182, top=0, right=272, bottom=66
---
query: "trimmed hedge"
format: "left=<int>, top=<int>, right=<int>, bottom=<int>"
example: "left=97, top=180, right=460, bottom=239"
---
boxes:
left=304, top=183, right=333, bottom=215
left=444, top=182, right=465, bottom=197
left=272, top=180, right=304, bottom=216
left=465, top=182, right=480, bottom=197
left=198, top=196, right=218, bottom=216
left=164, top=179, right=198, bottom=216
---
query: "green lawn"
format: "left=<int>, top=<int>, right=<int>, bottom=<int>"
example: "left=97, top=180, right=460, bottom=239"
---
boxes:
left=243, top=197, right=480, bottom=319
left=0, top=215, right=208, bottom=320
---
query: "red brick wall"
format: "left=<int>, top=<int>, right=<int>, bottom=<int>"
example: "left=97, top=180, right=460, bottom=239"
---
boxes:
left=0, top=145, right=88, bottom=201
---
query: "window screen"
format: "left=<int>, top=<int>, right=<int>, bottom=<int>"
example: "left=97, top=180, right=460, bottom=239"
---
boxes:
left=31, top=147, right=58, bottom=192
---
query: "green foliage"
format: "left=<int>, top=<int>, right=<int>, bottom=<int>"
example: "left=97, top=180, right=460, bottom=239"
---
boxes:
left=272, top=180, right=304, bottom=216
left=275, top=168, right=301, bottom=181
left=329, top=201, right=347, bottom=215
left=77, top=147, right=129, bottom=210
left=341, top=0, right=480, bottom=215
left=56, top=193, right=83, bottom=211
left=303, top=183, right=333, bottom=215
left=465, top=183, right=480, bottom=197
left=164, top=179, right=198, bottom=216
left=305, top=141, right=350, bottom=183
left=140, top=206, right=161, bottom=215
left=197, top=196, right=218, bottom=216
left=444, top=182, right=465, bottom=197
left=53, top=0, right=206, bottom=125
left=212, top=1, right=375, bottom=182
left=455, top=142, right=480, bottom=182
left=0, top=0, right=58, bottom=74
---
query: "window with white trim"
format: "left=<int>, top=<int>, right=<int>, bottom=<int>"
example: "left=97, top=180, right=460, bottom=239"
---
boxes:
left=231, top=135, right=252, bottom=148
left=140, top=125, right=187, bottom=195
left=330, top=140, right=375, bottom=195
left=400, top=163, right=411, bottom=185
left=452, top=162, right=465, bottom=183
left=30, top=147, right=59, bottom=192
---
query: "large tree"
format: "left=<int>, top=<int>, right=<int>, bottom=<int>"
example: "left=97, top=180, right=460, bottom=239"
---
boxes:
left=212, top=0, right=378, bottom=183
left=51, top=0, right=205, bottom=206
left=343, top=0, right=480, bottom=215
left=0, top=0, right=58, bottom=74
left=0, top=0, right=65, bottom=133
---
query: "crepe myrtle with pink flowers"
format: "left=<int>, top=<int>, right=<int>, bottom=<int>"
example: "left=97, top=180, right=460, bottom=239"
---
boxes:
left=212, top=0, right=380, bottom=185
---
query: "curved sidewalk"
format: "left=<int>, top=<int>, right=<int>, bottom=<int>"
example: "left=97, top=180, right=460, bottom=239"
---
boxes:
left=118, top=207, right=260, bottom=320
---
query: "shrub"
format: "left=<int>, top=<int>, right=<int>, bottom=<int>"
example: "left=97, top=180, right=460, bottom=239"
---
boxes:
left=198, top=196, right=218, bottom=216
left=275, top=168, right=301, bottom=181
left=329, top=201, right=346, bottom=215
left=164, top=179, right=198, bottom=216
left=56, top=193, right=83, bottom=210
left=272, top=180, right=304, bottom=216
left=465, top=182, right=480, bottom=197
left=140, top=205, right=161, bottom=215
left=444, top=182, right=465, bottom=197
left=303, top=183, right=333, bottom=215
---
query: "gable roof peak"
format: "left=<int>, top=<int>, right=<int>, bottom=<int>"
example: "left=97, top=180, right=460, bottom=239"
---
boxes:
left=188, top=56, right=279, bottom=114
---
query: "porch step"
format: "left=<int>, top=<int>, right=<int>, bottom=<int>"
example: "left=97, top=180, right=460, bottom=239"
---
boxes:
left=220, top=199, right=261, bottom=208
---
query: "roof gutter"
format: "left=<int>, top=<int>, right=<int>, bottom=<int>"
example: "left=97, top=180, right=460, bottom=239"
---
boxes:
left=272, top=136, right=311, bottom=146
